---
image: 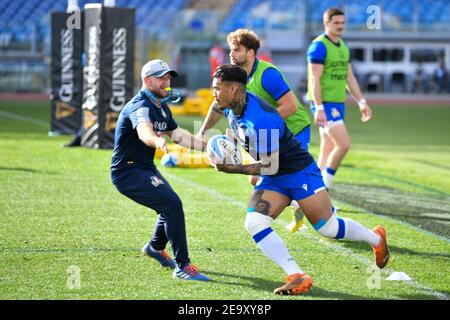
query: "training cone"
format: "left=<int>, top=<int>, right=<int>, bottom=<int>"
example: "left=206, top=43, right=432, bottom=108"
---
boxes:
left=386, top=272, right=412, bottom=281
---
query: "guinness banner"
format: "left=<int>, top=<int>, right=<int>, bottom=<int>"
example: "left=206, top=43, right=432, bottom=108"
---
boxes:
left=50, top=12, right=83, bottom=135
left=82, top=4, right=135, bottom=149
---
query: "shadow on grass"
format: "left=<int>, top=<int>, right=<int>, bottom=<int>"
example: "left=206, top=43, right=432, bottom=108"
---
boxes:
left=333, top=182, right=450, bottom=239
left=337, top=240, right=450, bottom=260
left=0, top=166, right=58, bottom=174
left=405, top=158, right=450, bottom=171
left=203, top=270, right=372, bottom=300
left=337, top=166, right=449, bottom=196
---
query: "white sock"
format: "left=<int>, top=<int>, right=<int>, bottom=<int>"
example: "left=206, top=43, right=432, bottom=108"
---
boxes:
left=256, top=230, right=304, bottom=275
left=322, top=167, right=336, bottom=188
left=343, top=218, right=381, bottom=247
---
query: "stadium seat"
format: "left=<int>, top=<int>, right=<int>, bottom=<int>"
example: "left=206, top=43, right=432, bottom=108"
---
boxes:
left=365, top=73, right=384, bottom=93
left=390, top=72, right=407, bottom=93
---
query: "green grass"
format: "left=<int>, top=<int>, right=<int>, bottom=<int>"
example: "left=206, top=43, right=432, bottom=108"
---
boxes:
left=0, top=101, right=449, bottom=300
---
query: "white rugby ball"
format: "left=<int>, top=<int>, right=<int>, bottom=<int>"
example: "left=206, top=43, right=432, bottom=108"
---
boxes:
left=161, top=153, right=179, bottom=167
left=207, top=134, right=242, bottom=166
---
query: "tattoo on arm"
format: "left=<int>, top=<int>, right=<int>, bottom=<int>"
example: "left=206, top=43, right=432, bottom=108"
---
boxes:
left=217, top=162, right=263, bottom=175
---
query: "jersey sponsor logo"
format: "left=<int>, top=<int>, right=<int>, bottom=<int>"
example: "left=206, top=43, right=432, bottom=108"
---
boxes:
left=153, top=121, right=168, bottom=131
left=330, top=74, right=347, bottom=81
left=302, top=184, right=308, bottom=191
left=330, top=61, right=347, bottom=67
left=150, top=176, right=164, bottom=187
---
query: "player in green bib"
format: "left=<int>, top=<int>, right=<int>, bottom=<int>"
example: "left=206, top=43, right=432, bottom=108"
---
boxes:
left=197, top=29, right=311, bottom=233
left=307, top=8, right=372, bottom=189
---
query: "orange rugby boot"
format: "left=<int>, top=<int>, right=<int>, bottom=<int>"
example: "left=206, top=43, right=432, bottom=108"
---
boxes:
left=372, top=225, right=390, bottom=269
left=274, top=273, right=314, bottom=295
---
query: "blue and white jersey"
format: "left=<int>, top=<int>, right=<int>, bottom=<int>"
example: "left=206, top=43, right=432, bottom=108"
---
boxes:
left=111, top=90, right=177, bottom=176
left=223, top=92, right=313, bottom=176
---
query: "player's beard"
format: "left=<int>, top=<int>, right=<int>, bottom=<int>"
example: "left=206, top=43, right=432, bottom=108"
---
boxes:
left=232, top=55, right=248, bottom=69
left=151, top=86, right=168, bottom=99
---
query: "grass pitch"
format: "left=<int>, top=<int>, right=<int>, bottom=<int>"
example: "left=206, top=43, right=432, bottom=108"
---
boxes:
left=0, top=101, right=449, bottom=300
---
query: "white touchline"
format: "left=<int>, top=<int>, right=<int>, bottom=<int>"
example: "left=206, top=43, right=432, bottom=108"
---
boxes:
left=0, top=110, right=49, bottom=128
left=165, top=171, right=450, bottom=300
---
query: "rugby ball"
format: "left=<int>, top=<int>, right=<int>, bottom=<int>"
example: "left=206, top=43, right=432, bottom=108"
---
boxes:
left=206, top=135, right=242, bottom=166
left=161, top=153, right=179, bottom=167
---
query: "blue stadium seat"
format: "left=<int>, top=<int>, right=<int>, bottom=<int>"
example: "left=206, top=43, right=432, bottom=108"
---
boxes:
left=220, top=0, right=266, bottom=33
left=1, top=0, right=449, bottom=49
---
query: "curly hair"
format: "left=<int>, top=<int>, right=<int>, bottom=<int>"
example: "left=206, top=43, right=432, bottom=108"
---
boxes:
left=227, top=28, right=260, bottom=54
left=213, top=64, right=247, bottom=86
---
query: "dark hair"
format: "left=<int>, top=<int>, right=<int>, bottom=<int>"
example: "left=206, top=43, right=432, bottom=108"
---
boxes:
left=213, top=64, right=247, bottom=85
left=227, top=29, right=260, bottom=54
left=323, top=8, right=345, bottom=22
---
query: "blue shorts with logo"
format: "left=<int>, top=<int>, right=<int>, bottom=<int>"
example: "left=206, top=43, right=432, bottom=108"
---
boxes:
left=255, top=162, right=326, bottom=201
left=294, top=125, right=310, bottom=152
left=310, top=102, right=346, bottom=125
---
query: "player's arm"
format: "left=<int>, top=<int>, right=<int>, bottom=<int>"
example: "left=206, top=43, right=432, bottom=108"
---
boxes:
left=168, top=127, right=207, bottom=151
left=136, top=121, right=166, bottom=150
left=276, top=92, right=298, bottom=119
left=346, top=63, right=372, bottom=122
left=195, top=100, right=223, bottom=138
left=215, top=152, right=279, bottom=176
left=308, top=62, right=327, bottom=127
left=261, top=68, right=298, bottom=119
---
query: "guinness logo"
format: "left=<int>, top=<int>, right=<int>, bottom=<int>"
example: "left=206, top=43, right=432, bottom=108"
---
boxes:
left=55, top=101, right=76, bottom=119
left=105, top=112, right=119, bottom=131
left=83, top=110, right=97, bottom=129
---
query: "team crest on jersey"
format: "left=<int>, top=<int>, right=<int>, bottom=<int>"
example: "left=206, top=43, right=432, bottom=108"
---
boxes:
left=331, top=108, right=341, bottom=118
left=154, top=121, right=168, bottom=131
left=150, top=176, right=164, bottom=187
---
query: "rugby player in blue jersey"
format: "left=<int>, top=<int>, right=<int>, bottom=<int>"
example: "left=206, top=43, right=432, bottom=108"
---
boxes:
left=111, top=59, right=209, bottom=281
left=198, top=29, right=311, bottom=233
left=208, top=64, right=389, bottom=295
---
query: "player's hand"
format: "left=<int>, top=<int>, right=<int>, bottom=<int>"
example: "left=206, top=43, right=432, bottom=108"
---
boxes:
left=156, top=136, right=167, bottom=153
left=314, top=110, right=327, bottom=127
left=225, top=128, right=238, bottom=144
left=215, top=163, right=225, bottom=172
left=359, top=103, right=372, bottom=122
left=155, top=132, right=168, bottom=153
left=195, top=131, right=204, bottom=140
left=207, top=150, right=219, bottom=168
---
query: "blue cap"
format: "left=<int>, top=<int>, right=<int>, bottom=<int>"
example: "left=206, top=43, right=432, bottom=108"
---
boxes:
left=141, top=59, right=178, bottom=80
